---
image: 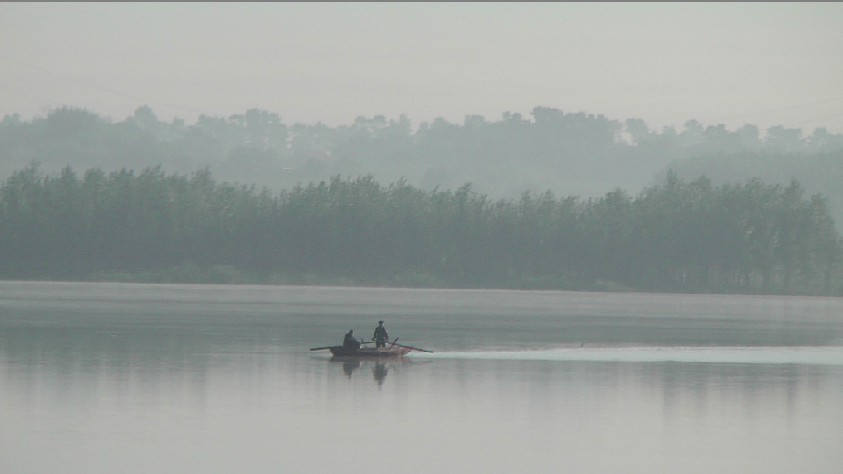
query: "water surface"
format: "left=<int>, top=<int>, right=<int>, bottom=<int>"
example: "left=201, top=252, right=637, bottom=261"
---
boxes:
left=1, top=282, right=842, bottom=473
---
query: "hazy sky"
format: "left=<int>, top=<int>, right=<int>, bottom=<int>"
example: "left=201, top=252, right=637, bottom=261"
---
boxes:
left=2, top=2, right=843, bottom=133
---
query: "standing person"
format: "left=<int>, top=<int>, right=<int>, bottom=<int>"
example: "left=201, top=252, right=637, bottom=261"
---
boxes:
left=373, top=320, right=389, bottom=348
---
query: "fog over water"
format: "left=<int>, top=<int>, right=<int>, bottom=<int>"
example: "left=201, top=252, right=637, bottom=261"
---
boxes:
left=1, top=282, right=842, bottom=473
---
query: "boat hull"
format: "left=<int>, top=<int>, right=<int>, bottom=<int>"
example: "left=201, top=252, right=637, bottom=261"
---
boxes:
left=328, top=346, right=411, bottom=357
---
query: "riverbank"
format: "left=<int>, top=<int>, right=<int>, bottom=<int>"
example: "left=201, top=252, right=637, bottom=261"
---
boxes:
left=6, top=263, right=840, bottom=296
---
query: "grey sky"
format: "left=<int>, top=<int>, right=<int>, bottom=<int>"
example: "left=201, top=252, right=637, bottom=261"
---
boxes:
left=2, top=2, right=842, bottom=133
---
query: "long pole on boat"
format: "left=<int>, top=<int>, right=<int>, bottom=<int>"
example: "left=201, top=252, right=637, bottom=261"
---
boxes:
left=392, top=342, right=433, bottom=353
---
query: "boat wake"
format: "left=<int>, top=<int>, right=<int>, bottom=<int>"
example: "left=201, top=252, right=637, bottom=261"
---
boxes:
left=411, top=346, right=843, bottom=366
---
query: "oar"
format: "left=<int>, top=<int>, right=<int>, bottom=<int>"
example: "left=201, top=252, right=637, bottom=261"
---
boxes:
left=393, top=342, right=433, bottom=353
left=309, top=346, right=334, bottom=351
left=387, top=337, right=399, bottom=350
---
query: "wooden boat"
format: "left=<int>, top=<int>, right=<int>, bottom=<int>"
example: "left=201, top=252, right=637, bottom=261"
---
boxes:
left=310, top=339, right=432, bottom=358
left=328, top=345, right=412, bottom=357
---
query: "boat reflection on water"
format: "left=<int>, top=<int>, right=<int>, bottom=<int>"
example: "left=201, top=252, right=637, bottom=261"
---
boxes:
left=372, top=362, right=388, bottom=386
left=317, top=341, right=433, bottom=386
left=339, top=358, right=361, bottom=378
left=331, top=356, right=413, bottom=386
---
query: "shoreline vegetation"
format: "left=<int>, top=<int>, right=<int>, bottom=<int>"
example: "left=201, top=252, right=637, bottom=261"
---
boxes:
left=2, top=166, right=840, bottom=296
left=0, top=267, right=829, bottom=295
left=3, top=106, right=843, bottom=295
left=4, top=106, right=843, bottom=233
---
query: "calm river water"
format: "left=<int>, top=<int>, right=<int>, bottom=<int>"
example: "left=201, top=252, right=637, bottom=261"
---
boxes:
left=1, top=281, right=842, bottom=473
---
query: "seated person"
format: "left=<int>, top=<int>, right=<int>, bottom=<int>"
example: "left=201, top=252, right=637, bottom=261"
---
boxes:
left=342, top=330, right=361, bottom=351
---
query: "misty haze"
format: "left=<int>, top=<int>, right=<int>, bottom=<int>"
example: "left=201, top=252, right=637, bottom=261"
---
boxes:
left=1, top=105, right=842, bottom=295
left=1, top=3, right=842, bottom=474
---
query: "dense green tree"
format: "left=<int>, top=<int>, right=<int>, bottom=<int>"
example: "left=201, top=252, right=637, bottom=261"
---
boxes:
left=3, top=106, right=843, bottom=227
left=2, top=105, right=843, bottom=293
left=0, top=165, right=840, bottom=294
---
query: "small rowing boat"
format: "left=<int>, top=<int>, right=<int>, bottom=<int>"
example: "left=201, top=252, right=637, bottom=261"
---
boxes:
left=310, top=339, right=432, bottom=358
left=328, top=345, right=413, bottom=357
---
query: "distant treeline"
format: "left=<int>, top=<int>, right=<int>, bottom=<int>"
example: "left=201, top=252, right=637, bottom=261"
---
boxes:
left=1, top=166, right=840, bottom=295
left=3, top=106, right=843, bottom=231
